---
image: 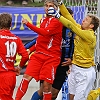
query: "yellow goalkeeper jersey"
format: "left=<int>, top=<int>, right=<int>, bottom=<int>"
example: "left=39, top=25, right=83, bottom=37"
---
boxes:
left=59, top=4, right=96, bottom=68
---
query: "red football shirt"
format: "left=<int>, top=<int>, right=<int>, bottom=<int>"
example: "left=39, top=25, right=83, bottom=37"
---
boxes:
left=0, top=30, right=29, bottom=72
left=26, top=17, right=63, bottom=57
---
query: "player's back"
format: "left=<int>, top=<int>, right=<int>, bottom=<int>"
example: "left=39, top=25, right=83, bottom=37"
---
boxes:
left=0, top=30, right=27, bottom=72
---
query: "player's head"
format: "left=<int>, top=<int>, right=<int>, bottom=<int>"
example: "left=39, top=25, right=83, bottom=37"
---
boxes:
left=81, top=14, right=100, bottom=31
left=67, top=8, right=73, bottom=17
left=44, top=0, right=58, bottom=16
left=0, top=13, right=12, bottom=29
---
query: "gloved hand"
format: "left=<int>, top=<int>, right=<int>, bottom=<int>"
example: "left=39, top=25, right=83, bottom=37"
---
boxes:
left=87, top=89, right=100, bottom=100
left=48, top=7, right=60, bottom=18
left=56, top=0, right=63, bottom=5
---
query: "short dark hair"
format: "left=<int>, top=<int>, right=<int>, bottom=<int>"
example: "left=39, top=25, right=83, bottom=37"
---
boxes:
left=67, top=8, right=73, bottom=15
left=0, top=13, right=12, bottom=29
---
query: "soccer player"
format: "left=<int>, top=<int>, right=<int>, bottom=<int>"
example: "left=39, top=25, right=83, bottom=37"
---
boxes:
left=30, top=7, right=74, bottom=100
left=0, top=13, right=29, bottom=100
left=15, top=0, right=63, bottom=100
left=48, top=0, right=100, bottom=100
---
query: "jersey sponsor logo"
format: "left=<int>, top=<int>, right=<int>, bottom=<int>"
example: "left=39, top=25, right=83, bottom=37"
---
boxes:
left=62, top=38, right=70, bottom=48
left=0, top=35, right=17, bottom=40
left=62, top=31, right=73, bottom=48
left=68, top=32, right=73, bottom=37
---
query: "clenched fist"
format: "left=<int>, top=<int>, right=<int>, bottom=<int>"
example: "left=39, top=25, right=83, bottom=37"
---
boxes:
left=22, top=18, right=28, bottom=24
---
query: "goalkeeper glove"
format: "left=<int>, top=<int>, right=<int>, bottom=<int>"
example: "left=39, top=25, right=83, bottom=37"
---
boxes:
left=87, top=88, right=100, bottom=100
left=48, top=7, right=60, bottom=18
left=56, top=0, right=63, bottom=5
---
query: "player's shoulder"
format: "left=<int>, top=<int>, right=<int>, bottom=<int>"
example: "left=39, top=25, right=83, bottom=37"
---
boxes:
left=11, top=33, right=20, bottom=38
left=43, top=16, right=59, bottom=21
left=10, top=33, right=22, bottom=42
left=50, top=17, right=62, bottom=26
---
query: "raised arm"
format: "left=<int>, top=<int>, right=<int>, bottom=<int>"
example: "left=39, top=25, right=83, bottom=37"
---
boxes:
left=48, top=7, right=95, bottom=43
left=22, top=18, right=62, bottom=36
left=59, top=4, right=77, bottom=25
left=59, top=16, right=95, bottom=43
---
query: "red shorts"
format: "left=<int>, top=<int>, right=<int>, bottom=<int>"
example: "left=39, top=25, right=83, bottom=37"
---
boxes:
left=0, top=71, right=16, bottom=100
left=25, top=53, right=61, bottom=84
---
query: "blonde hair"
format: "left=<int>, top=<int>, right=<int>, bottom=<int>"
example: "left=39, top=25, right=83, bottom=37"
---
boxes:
left=44, top=0, right=58, bottom=7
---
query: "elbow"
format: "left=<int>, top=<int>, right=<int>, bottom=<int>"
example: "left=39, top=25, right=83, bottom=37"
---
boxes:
left=24, top=52, right=29, bottom=61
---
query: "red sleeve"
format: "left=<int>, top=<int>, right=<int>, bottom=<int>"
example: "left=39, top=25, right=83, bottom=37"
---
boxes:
left=29, top=45, right=36, bottom=53
left=26, top=18, right=61, bottom=36
left=17, top=37, right=29, bottom=68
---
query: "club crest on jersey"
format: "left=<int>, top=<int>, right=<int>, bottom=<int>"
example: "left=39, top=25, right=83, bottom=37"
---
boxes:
left=68, top=32, right=72, bottom=37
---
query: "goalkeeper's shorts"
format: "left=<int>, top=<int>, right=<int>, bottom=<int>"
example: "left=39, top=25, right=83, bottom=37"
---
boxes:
left=68, top=64, right=96, bottom=100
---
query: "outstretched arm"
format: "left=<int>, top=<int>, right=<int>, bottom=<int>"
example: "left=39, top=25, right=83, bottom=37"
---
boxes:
left=59, top=4, right=77, bottom=25
left=56, top=0, right=79, bottom=25
left=48, top=7, right=95, bottom=43
left=22, top=18, right=61, bottom=36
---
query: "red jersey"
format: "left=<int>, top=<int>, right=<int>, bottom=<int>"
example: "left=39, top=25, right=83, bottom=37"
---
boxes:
left=26, top=17, right=63, bottom=57
left=0, top=30, right=29, bottom=72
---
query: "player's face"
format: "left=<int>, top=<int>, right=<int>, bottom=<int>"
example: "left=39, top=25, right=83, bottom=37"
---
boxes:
left=81, top=16, right=94, bottom=30
left=44, top=2, right=56, bottom=15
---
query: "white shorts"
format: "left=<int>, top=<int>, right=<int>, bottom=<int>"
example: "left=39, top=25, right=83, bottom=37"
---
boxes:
left=68, top=64, right=96, bottom=100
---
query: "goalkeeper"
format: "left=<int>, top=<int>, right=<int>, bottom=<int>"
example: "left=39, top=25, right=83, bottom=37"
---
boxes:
left=48, top=1, right=100, bottom=100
